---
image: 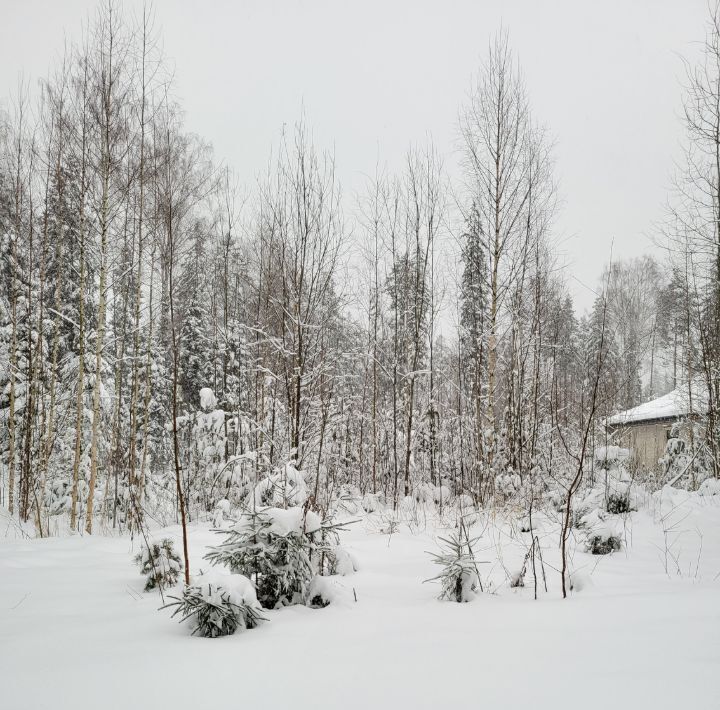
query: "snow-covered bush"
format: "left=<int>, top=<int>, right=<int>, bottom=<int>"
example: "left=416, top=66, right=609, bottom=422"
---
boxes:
left=606, top=488, right=633, bottom=514
left=331, top=485, right=364, bottom=516
left=413, top=483, right=451, bottom=507
left=134, top=538, right=182, bottom=592
left=205, top=506, right=346, bottom=609
left=577, top=507, right=605, bottom=531
left=569, top=571, right=592, bottom=592
left=426, top=530, right=482, bottom=602
left=167, top=387, right=261, bottom=519
left=199, top=386, right=217, bottom=411
left=249, top=463, right=309, bottom=508
left=495, top=470, right=522, bottom=501
left=326, top=545, right=359, bottom=576
left=376, top=511, right=401, bottom=535
left=212, top=498, right=232, bottom=528
left=659, top=422, right=712, bottom=490
left=547, top=487, right=566, bottom=512
left=698, top=478, right=720, bottom=496
left=518, top=515, right=532, bottom=533
left=509, top=569, right=525, bottom=588
left=44, top=479, right=74, bottom=517
left=577, top=503, right=623, bottom=555
left=361, top=492, right=385, bottom=513
left=306, top=575, right=335, bottom=608
left=594, top=446, right=630, bottom=471
left=574, top=447, right=638, bottom=520
left=585, top=526, right=622, bottom=555
left=165, top=571, right=265, bottom=637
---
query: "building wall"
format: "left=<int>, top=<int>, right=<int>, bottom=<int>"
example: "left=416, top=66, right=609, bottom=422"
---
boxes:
left=613, top=422, right=671, bottom=472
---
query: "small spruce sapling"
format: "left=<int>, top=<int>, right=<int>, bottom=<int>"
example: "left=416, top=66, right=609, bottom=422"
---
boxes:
left=426, top=524, right=483, bottom=602
left=660, top=421, right=712, bottom=489
left=204, top=506, right=351, bottom=609
left=164, top=574, right=266, bottom=637
left=204, top=507, right=312, bottom=608
left=135, top=538, right=182, bottom=592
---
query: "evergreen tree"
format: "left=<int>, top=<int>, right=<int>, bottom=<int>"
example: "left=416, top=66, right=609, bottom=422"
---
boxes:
left=386, top=252, right=430, bottom=373
left=460, top=201, right=488, bottom=386
left=459, top=201, right=489, bottom=468
left=44, top=160, right=94, bottom=361
left=177, top=223, right=214, bottom=409
left=582, top=294, right=618, bottom=417
left=178, top=296, right=211, bottom=409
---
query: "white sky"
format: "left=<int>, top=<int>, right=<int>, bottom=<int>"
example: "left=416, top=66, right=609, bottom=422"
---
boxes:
left=2, top=0, right=708, bottom=313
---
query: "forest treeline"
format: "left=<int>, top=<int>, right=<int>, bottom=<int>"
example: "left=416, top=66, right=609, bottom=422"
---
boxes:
left=1, top=1, right=718, bottom=537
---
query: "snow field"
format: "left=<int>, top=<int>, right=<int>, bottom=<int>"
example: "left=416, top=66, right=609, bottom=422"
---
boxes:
left=1, top=492, right=719, bottom=710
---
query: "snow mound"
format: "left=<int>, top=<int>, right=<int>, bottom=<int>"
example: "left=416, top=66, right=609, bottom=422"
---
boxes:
left=233, top=506, right=322, bottom=537
left=698, top=478, right=720, bottom=497
left=330, top=545, right=359, bottom=576
left=199, top=387, right=217, bottom=411
left=192, top=568, right=259, bottom=608
left=249, top=463, right=309, bottom=507
left=594, top=446, right=630, bottom=467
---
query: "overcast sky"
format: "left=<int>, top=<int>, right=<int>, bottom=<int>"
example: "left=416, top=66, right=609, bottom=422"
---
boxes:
left=2, top=0, right=708, bottom=312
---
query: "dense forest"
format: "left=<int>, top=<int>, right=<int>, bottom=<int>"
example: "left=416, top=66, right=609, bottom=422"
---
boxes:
left=0, top=1, right=718, bottom=548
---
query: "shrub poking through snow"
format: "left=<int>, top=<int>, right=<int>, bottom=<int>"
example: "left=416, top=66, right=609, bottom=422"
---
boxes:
left=594, top=446, right=630, bottom=471
left=326, top=545, right=359, bottom=576
left=495, top=470, right=522, bottom=501
left=249, top=463, right=309, bottom=508
left=134, top=538, right=182, bottom=592
left=606, top=489, right=633, bottom=514
left=572, top=447, right=638, bottom=525
left=306, top=575, right=334, bottom=608
left=509, top=569, right=525, bottom=588
left=164, top=572, right=265, bottom=637
left=204, top=506, right=348, bottom=609
left=569, top=571, right=591, bottom=592
left=426, top=527, right=482, bottom=602
left=585, top=528, right=622, bottom=555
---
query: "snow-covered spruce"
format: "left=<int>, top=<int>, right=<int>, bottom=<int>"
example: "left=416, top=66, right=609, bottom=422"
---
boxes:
left=660, top=421, right=713, bottom=490
left=592, top=446, right=637, bottom=514
left=134, top=538, right=182, bottom=592
left=426, top=529, right=482, bottom=602
left=249, top=463, right=309, bottom=509
left=204, top=505, right=347, bottom=609
left=164, top=570, right=266, bottom=638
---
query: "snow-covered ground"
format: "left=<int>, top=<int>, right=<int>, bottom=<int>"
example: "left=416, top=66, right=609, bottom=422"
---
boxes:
left=1, top=489, right=719, bottom=710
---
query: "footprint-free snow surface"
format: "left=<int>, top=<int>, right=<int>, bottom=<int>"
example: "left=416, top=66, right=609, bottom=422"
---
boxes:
left=1, top=489, right=719, bottom=710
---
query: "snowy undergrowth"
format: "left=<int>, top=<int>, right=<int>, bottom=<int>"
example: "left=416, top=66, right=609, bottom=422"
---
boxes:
left=1, top=489, right=719, bottom=709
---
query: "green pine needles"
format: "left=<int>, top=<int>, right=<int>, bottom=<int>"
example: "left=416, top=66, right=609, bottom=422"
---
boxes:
left=426, top=525, right=484, bottom=603
left=164, top=578, right=267, bottom=638
left=135, top=538, right=182, bottom=592
left=204, top=506, right=349, bottom=609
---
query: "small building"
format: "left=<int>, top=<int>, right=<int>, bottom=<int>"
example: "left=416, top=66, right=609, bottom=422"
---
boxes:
left=605, top=380, right=709, bottom=472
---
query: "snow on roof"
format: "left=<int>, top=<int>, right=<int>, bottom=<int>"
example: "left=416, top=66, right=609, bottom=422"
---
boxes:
left=606, top=380, right=709, bottom=426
